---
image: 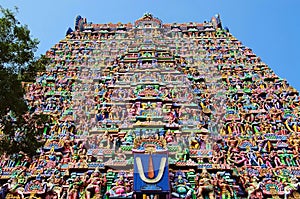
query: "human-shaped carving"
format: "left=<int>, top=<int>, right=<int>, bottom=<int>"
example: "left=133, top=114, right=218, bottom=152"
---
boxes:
left=165, top=129, right=174, bottom=143
left=171, top=171, right=193, bottom=199
left=0, top=181, right=9, bottom=199
left=195, top=169, right=215, bottom=199
left=67, top=175, right=83, bottom=199
left=243, top=176, right=263, bottom=199
left=216, top=173, right=234, bottom=199
left=46, top=171, right=64, bottom=199
left=85, top=168, right=106, bottom=199
left=283, top=176, right=300, bottom=199
left=106, top=173, right=133, bottom=198
left=7, top=169, right=27, bottom=198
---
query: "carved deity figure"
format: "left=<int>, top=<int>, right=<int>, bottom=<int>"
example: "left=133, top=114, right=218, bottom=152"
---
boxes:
left=67, top=176, right=83, bottom=199
left=85, top=168, right=106, bottom=199
left=106, top=173, right=133, bottom=198
left=171, top=171, right=193, bottom=199
left=195, top=169, right=215, bottom=199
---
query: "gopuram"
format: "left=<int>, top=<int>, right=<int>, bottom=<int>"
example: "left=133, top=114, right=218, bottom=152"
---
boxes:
left=0, top=13, right=300, bottom=199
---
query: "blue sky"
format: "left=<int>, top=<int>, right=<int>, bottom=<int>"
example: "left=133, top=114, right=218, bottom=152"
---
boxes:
left=2, top=0, right=300, bottom=90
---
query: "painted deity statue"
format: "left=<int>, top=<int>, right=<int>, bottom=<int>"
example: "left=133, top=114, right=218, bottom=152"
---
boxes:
left=171, top=171, right=193, bottom=199
left=6, top=169, right=27, bottom=198
left=106, top=173, right=133, bottom=198
left=67, top=176, right=83, bottom=199
left=195, top=169, right=215, bottom=199
left=216, top=174, right=234, bottom=199
left=46, top=171, right=64, bottom=199
left=243, top=176, right=263, bottom=199
left=85, top=168, right=106, bottom=199
left=284, top=176, right=300, bottom=199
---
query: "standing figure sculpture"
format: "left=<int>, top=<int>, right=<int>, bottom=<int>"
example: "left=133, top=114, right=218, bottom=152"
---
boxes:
left=195, top=169, right=215, bottom=199
left=85, top=168, right=106, bottom=199
left=67, top=176, right=83, bottom=199
left=216, top=174, right=234, bottom=199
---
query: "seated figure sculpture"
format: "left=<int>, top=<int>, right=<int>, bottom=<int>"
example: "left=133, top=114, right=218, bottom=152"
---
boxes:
left=171, top=171, right=193, bottom=199
left=106, top=173, right=133, bottom=198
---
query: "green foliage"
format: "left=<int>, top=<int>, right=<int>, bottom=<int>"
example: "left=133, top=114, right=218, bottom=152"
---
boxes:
left=0, top=6, right=47, bottom=156
left=21, top=55, right=50, bottom=82
left=0, top=6, right=39, bottom=72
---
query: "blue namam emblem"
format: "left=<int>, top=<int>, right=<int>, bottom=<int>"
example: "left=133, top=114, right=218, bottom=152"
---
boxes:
left=133, top=153, right=170, bottom=192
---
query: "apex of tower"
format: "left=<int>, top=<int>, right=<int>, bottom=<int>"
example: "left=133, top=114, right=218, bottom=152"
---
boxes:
left=211, top=13, right=222, bottom=29
left=135, top=13, right=162, bottom=28
left=143, top=12, right=153, bottom=18
left=69, top=13, right=225, bottom=36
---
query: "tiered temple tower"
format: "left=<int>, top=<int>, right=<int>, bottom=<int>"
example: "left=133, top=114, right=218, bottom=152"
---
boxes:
left=1, top=13, right=300, bottom=199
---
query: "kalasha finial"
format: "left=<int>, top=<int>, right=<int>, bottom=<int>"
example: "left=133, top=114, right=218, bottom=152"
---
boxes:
left=144, top=12, right=153, bottom=18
